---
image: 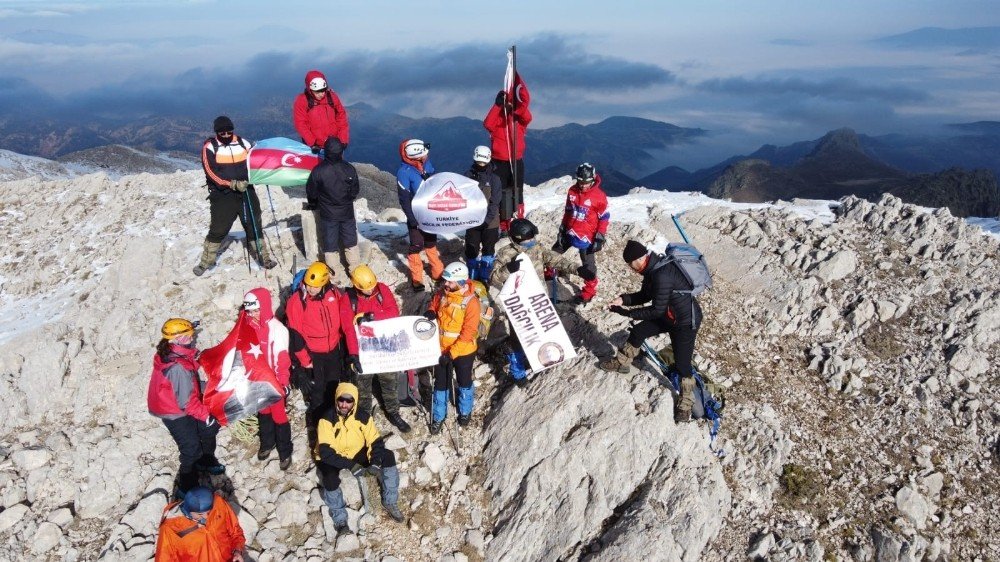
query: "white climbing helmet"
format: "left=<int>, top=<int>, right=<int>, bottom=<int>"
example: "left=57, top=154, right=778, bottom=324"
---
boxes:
left=473, top=145, right=491, bottom=164
left=441, top=261, right=469, bottom=283
left=404, top=139, right=429, bottom=159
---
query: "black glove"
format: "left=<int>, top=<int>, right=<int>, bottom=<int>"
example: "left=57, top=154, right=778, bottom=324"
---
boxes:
left=589, top=233, right=606, bottom=254
left=423, top=310, right=437, bottom=321
left=609, top=305, right=631, bottom=317
left=438, top=354, right=453, bottom=367
left=348, top=355, right=363, bottom=374
left=505, top=259, right=521, bottom=274
left=495, top=91, right=506, bottom=107
left=283, top=384, right=291, bottom=397
left=302, top=202, right=317, bottom=211
left=355, top=312, right=375, bottom=325
left=311, top=144, right=321, bottom=154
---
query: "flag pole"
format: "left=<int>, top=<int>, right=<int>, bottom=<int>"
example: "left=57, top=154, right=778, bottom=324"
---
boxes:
left=511, top=44, right=518, bottom=215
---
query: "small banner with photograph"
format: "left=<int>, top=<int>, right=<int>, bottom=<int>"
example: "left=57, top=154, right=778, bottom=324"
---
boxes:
left=356, top=315, right=441, bottom=374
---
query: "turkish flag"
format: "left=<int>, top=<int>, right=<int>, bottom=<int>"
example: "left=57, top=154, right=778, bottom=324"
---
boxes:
left=508, top=71, right=529, bottom=108
left=199, top=312, right=283, bottom=425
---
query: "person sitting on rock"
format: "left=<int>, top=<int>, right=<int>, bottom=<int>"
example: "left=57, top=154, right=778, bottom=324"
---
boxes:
left=147, top=318, right=224, bottom=496
left=600, top=240, right=703, bottom=422
left=155, top=486, right=246, bottom=561
left=242, top=288, right=293, bottom=471
left=315, top=382, right=404, bottom=533
left=490, top=218, right=579, bottom=387
left=343, top=264, right=412, bottom=433
left=425, top=262, right=481, bottom=433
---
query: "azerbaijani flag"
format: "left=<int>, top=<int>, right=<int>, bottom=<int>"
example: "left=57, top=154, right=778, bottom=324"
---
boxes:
left=247, top=137, right=321, bottom=187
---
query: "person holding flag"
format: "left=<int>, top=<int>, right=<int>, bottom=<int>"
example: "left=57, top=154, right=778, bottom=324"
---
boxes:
left=194, top=115, right=276, bottom=276
left=284, top=262, right=360, bottom=442
left=241, top=288, right=294, bottom=471
left=147, top=318, right=224, bottom=496
left=483, top=48, right=531, bottom=234
left=293, top=70, right=350, bottom=154
left=397, top=138, right=444, bottom=292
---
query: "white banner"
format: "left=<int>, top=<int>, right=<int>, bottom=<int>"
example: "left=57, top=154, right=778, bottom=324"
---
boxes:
left=497, top=254, right=577, bottom=374
left=356, top=316, right=441, bottom=374
left=412, top=172, right=487, bottom=234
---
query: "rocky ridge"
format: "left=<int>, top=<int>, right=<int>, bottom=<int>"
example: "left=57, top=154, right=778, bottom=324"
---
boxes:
left=0, top=161, right=997, bottom=561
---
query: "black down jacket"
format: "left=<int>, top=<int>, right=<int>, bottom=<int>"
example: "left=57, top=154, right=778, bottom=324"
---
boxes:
left=621, top=253, right=703, bottom=328
left=306, top=149, right=359, bottom=221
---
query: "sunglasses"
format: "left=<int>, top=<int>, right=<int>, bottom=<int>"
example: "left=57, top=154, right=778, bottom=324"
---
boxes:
left=217, top=130, right=234, bottom=137
left=242, top=300, right=260, bottom=311
left=337, top=396, right=355, bottom=404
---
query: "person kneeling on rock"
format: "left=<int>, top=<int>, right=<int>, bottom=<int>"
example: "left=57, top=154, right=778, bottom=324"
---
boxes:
left=315, top=382, right=404, bottom=533
left=599, top=240, right=703, bottom=423
left=155, top=486, right=246, bottom=561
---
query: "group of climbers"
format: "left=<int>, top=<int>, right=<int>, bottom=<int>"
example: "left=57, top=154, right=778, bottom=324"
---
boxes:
left=159, top=67, right=707, bottom=558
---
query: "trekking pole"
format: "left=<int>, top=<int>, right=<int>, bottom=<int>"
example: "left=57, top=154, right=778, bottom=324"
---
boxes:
left=670, top=214, right=692, bottom=244
left=264, top=185, right=284, bottom=268
left=244, top=189, right=266, bottom=277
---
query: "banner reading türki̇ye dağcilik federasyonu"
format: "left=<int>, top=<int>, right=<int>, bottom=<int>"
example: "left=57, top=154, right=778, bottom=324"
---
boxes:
left=498, top=254, right=577, bottom=374
left=411, top=172, right=488, bottom=234
left=355, top=315, right=441, bottom=374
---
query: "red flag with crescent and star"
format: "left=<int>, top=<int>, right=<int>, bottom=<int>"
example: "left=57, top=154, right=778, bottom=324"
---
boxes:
left=199, top=311, right=283, bottom=425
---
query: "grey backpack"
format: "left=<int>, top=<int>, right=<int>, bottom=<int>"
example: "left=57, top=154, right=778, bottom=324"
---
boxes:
left=662, top=243, right=713, bottom=296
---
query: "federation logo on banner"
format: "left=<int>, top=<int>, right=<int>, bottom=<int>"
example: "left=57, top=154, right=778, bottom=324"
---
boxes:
left=355, top=316, right=441, bottom=374
left=428, top=183, right=468, bottom=212
left=412, top=172, right=487, bottom=234
left=498, top=254, right=577, bottom=374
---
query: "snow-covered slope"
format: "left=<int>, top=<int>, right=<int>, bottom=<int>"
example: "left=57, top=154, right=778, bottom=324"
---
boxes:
left=0, top=152, right=997, bottom=561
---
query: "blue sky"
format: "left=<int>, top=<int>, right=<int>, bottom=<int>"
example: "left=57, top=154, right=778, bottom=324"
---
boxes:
left=1, top=0, right=999, bottom=167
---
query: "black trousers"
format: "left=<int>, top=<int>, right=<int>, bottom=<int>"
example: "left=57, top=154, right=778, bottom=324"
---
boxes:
left=407, top=227, right=438, bottom=254
left=317, top=448, right=397, bottom=491
left=493, top=158, right=524, bottom=222
left=434, top=353, right=475, bottom=391
left=162, top=415, right=220, bottom=492
left=206, top=189, right=264, bottom=244
left=627, top=319, right=698, bottom=379
left=464, top=223, right=500, bottom=259
left=257, top=413, right=293, bottom=460
left=307, top=347, right=345, bottom=422
left=320, top=216, right=359, bottom=251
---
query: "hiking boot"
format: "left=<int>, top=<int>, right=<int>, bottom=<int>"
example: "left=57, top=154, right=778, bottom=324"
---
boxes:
left=334, top=521, right=350, bottom=536
left=279, top=456, right=292, bottom=471
left=195, top=461, right=226, bottom=476
left=457, top=414, right=471, bottom=427
left=675, top=376, right=696, bottom=423
left=412, top=282, right=426, bottom=293
left=382, top=502, right=405, bottom=523
left=572, top=295, right=592, bottom=306
left=429, top=420, right=443, bottom=435
left=194, top=240, right=221, bottom=276
left=261, top=257, right=277, bottom=270
left=192, top=264, right=207, bottom=276
left=386, top=412, right=411, bottom=434
left=512, top=376, right=529, bottom=389
left=257, top=447, right=274, bottom=461
left=598, top=343, right=640, bottom=375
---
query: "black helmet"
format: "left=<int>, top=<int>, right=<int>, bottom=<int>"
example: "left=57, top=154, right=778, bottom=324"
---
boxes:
left=576, top=163, right=596, bottom=183
left=509, top=218, right=538, bottom=242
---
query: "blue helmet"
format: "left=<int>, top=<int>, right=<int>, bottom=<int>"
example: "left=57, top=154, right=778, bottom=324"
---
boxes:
left=181, top=487, right=214, bottom=517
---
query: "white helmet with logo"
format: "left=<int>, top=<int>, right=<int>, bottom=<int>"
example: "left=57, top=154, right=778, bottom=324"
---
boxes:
left=404, top=139, right=429, bottom=159
left=441, top=261, right=469, bottom=282
left=473, top=145, right=491, bottom=164
left=309, top=77, right=328, bottom=91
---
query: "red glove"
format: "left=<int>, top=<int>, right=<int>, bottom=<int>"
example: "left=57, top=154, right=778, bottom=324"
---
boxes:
left=544, top=267, right=557, bottom=280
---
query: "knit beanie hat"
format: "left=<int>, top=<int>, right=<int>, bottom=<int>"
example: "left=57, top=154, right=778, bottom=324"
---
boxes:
left=213, top=115, right=234, bottom=133
left=622, top=240, right=648, bottom=262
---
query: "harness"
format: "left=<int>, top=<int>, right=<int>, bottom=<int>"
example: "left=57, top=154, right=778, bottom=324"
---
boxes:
left=439, top=293, right=476, bottom=339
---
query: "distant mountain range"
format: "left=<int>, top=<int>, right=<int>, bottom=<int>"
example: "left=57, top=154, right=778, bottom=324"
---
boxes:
left=2, top=101, right=998, bottom=216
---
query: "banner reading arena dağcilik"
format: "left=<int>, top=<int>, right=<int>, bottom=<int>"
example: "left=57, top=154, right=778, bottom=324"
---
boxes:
left=355, top=315, right=441, bottom=374
left=411, top=172, right=488, bottom=234
left=498, top=254, right=577, bottom=374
